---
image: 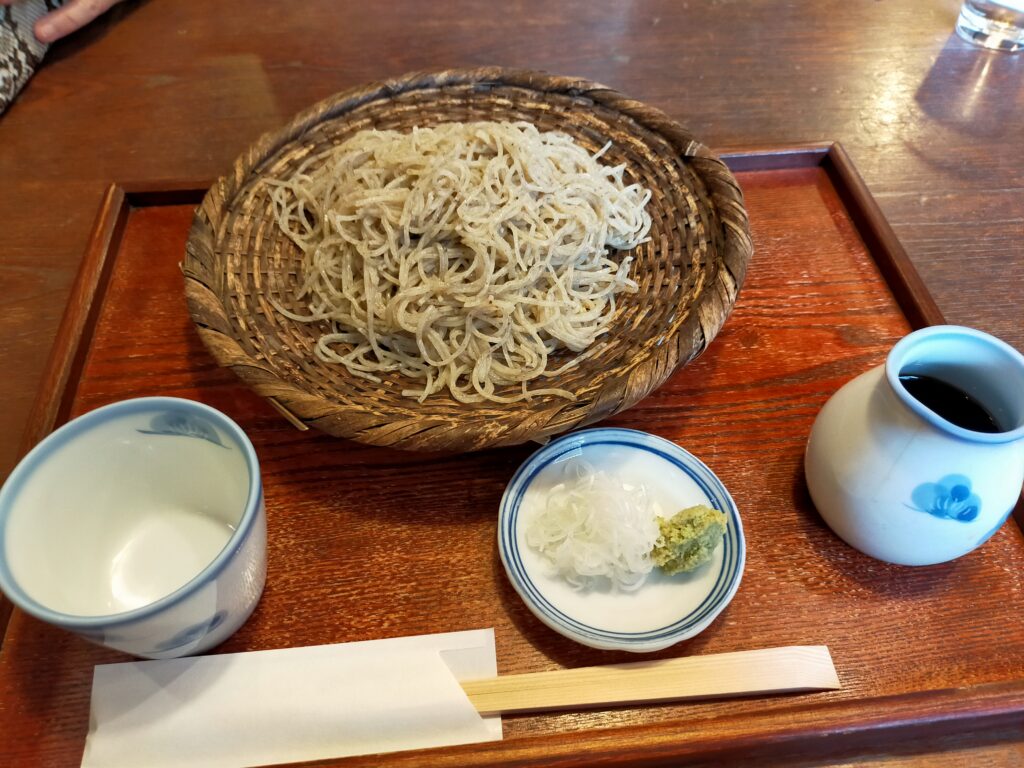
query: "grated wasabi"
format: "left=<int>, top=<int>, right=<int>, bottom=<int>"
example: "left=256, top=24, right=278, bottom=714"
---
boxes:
left=651, top=504, right=728, bottom=575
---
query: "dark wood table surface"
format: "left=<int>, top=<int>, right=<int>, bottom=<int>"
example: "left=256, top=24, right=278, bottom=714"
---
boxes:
left=0, top=0, right=1021, bottom=765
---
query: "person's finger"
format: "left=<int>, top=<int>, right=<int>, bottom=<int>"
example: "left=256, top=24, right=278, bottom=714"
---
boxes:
left=34, top=0, right=123, bottom=44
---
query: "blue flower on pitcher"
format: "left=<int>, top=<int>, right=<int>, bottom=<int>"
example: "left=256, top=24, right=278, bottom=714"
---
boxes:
left=138, top=411, right=228, bottom=448
left=909, top=475, right=981, bottom=522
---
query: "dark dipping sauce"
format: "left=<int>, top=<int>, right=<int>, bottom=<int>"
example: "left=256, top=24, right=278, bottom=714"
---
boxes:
left=899, top=374, right=1002, bottom=434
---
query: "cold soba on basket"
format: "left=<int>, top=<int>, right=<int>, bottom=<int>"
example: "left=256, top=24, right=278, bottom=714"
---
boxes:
left=264, top=121, right=653, bottom=405
left=183, top=68, right=752, bottom=451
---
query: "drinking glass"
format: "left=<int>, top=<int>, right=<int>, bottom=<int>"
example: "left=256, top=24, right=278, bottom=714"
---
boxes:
left=957, top=1, right=1024, bottom=52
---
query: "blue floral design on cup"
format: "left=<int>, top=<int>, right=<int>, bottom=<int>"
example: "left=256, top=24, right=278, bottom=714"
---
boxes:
left=149, top=611, right=228, bottom=654
left=138, top=411, right=228, bottom=449
left=909, top=474, right=981, bottom=522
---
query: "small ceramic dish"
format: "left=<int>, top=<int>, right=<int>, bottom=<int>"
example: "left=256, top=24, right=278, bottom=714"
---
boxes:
left=498, top=428, right=745, bottom=652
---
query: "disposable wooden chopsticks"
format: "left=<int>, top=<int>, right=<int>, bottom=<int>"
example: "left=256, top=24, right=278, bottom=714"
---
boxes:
left=460, top=646, right=839, bottom=716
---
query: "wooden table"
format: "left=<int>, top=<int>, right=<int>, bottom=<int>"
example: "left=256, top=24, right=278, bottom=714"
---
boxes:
left=0, top=1, right=1022, bottom=765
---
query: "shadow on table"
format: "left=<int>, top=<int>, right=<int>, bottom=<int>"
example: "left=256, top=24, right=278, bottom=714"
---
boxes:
left=914, top=32, right=1024, bottom=139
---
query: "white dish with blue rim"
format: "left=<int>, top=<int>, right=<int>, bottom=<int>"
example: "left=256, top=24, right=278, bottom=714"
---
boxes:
left=498, top=428, right=745, bottom=653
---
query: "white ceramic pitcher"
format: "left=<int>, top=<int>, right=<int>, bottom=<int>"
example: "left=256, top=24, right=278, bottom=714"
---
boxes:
left=805, top=325, right=1024, bottom=566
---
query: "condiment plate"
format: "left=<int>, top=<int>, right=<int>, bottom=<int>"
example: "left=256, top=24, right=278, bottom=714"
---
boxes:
left=498, top=428, right=745, bottom=652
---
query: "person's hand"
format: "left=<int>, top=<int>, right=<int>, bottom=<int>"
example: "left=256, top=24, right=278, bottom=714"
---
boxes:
left=0, top=0, right=126, bottom=44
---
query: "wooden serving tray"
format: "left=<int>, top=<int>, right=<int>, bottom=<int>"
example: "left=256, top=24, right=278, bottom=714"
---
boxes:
left=2, top=144, right=1022, bottom=767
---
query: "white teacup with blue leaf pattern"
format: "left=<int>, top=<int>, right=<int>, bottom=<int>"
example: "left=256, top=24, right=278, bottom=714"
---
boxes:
left=0, top=397, right=266, bottom=658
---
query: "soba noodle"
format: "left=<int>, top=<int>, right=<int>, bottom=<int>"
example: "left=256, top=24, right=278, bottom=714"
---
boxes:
left=268, top=121, right=652, bottom=403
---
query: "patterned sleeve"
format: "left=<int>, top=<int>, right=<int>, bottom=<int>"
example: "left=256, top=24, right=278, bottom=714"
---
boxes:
left=1, top=0, right=65, bottom=114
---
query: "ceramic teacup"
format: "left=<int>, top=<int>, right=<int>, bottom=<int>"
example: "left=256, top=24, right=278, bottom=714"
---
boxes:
left=0, top=397, right=266, bottom=658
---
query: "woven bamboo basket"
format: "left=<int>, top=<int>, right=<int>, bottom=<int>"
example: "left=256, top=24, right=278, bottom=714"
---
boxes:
left=183, top=68, right=753, bottom=451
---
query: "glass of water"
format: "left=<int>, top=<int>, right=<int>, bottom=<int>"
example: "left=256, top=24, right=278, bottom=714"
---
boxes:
left=957, top=1, right=1024, bottom=52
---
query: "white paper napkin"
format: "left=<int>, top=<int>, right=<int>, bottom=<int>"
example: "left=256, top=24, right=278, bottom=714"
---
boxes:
left=81, top=628, right=501, bottom=768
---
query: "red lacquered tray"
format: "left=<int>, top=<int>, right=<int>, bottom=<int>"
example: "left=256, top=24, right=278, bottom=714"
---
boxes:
left=1, top=144, right=1022, bottom=767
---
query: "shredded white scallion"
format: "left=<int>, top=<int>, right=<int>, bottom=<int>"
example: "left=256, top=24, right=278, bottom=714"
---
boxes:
left=525, top=458, right=659, bottom=591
